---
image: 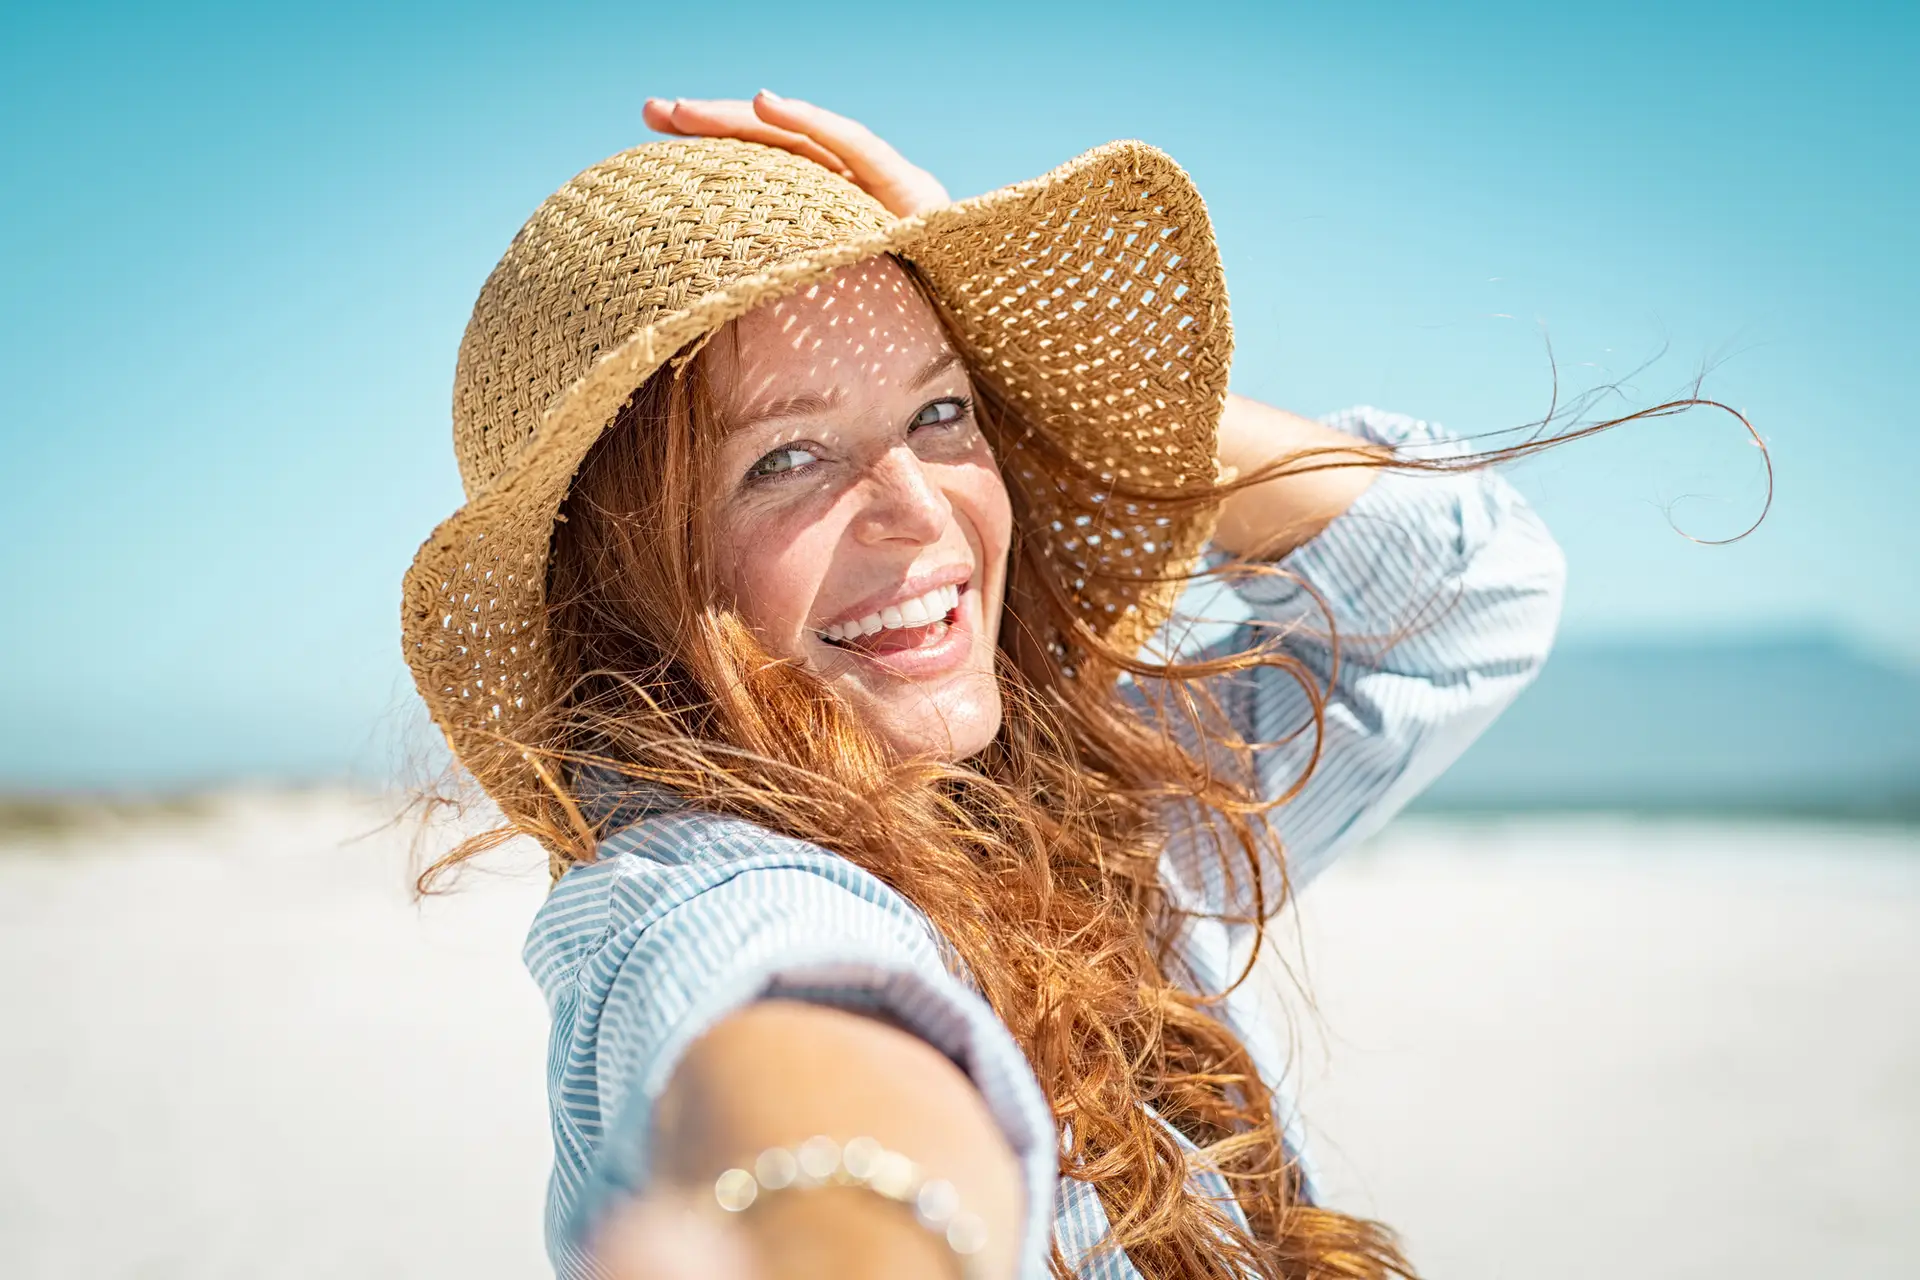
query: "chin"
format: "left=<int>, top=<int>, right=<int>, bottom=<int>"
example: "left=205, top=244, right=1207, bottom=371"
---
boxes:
left=876, top=681, right=1003, bottom=762
left=940, top=703, right=1004, bottom=763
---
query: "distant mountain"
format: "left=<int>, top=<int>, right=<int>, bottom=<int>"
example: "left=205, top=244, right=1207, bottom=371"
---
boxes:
left=1414, top=633, right=1920, bottom=818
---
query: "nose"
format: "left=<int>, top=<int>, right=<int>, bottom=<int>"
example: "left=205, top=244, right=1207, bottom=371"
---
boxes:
left=850, top=445, right=950, bottom=547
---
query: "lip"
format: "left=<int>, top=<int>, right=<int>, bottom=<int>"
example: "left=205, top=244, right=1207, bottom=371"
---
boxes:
left=818, top=584, right=977, bottom=682
left=816, top=563, right=974, bottom=631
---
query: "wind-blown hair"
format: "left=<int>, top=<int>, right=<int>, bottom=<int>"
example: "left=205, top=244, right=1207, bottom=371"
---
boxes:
left=418, top=261, right=1767, bottom=1279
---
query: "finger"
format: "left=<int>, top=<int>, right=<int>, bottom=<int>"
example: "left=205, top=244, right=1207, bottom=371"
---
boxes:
left=654, top=97, right=852, bottom=175
left=641, top=97, right=684, bottom=134
left=644, top=97, right=851, bottom=178
left=750, top=92, right=898, bottom=185
left=752, top=92, right=949, bottom=213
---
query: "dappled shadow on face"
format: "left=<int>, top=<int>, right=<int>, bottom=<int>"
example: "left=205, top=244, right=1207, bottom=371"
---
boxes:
left=707, top=256, right=961, bottom=433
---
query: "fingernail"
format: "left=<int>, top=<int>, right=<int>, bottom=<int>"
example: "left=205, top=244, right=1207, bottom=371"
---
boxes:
left=758, top=88, right=781, bottom=101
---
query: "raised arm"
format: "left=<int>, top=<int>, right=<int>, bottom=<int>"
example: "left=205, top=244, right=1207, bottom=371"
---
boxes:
left=1155, top=404, right=1567, bottom=904
left=1211, top=394, right=1388, bottom=559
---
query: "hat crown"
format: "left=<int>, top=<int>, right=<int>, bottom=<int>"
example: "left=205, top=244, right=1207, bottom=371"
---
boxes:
left=452, top=138, right=896, bottom=496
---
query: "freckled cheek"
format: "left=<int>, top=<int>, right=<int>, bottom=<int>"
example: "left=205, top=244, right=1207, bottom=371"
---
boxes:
left=711, top=508, right=842, bottom=645
left=954, top=466, right=1014, bottom=578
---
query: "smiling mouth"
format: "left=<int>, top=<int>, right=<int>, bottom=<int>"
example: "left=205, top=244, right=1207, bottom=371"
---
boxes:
left=820, top=583, right=963, bottom=653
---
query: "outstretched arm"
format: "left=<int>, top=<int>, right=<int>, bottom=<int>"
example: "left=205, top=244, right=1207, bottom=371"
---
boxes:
left=553, top=830, right=1055, bottom=1280
left=599, top=1002, right=1023, bottom=1280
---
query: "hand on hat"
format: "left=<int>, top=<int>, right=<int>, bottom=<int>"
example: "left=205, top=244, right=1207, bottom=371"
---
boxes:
left=642, top=92, right=952, bottom=218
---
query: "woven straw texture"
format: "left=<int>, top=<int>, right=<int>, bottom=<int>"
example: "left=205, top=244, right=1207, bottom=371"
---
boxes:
left=403, top=137, right=1233, bottom=806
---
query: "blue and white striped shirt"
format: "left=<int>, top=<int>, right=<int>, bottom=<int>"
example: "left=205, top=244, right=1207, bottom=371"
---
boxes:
left=522, top=408, right=1567, bottom=1278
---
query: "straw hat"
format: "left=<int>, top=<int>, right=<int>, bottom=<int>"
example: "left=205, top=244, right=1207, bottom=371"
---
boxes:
left=402, top=136, right=1232, bottom=805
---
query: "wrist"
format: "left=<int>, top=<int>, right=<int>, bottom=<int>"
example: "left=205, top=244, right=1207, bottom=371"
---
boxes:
left=734, top=1185, right=964, bottom=1280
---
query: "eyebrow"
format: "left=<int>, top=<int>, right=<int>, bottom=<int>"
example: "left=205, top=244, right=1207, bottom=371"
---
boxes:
left=910, top=349, right=964, bottom=390
left=729, top=388, right=834, bottom=432
left=726, top=348, right=967, bottom=434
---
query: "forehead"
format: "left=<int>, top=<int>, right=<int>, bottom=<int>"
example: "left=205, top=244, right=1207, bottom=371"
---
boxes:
left=709, top=257, right=957, bottom=419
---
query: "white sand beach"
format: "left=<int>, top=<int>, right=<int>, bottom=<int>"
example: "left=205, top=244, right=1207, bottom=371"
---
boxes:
left=1, top=794, right=1914, bottom=1278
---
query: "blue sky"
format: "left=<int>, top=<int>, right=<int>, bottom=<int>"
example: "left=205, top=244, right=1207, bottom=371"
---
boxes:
left=3, top=0, right=1915, bottom=786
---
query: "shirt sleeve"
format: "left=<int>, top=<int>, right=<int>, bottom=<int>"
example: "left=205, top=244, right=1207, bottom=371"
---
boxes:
left=538, top=813, right=1058, bottom=1279
left=1149, top=406, right=1566, bottom=907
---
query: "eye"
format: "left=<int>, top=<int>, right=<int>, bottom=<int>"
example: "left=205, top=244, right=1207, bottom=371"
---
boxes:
left=911, top=396, right=971, bottom=430
left=745, top=445, right=820, bottom=482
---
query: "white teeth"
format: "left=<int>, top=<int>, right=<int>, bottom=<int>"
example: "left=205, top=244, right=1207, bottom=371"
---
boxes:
left=821, top=584, right=963, bottom=644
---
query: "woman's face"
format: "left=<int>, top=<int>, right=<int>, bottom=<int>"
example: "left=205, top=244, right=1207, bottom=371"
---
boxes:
left=702, top=257, right=1013, bottom=761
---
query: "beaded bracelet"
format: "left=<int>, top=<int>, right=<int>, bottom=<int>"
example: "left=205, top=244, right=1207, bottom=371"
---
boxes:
left=712, top=1135, right=989, bottom=1279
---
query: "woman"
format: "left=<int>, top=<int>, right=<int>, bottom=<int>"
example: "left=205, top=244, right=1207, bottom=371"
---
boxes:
left=403, top=94, right=1566, bottom=1279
